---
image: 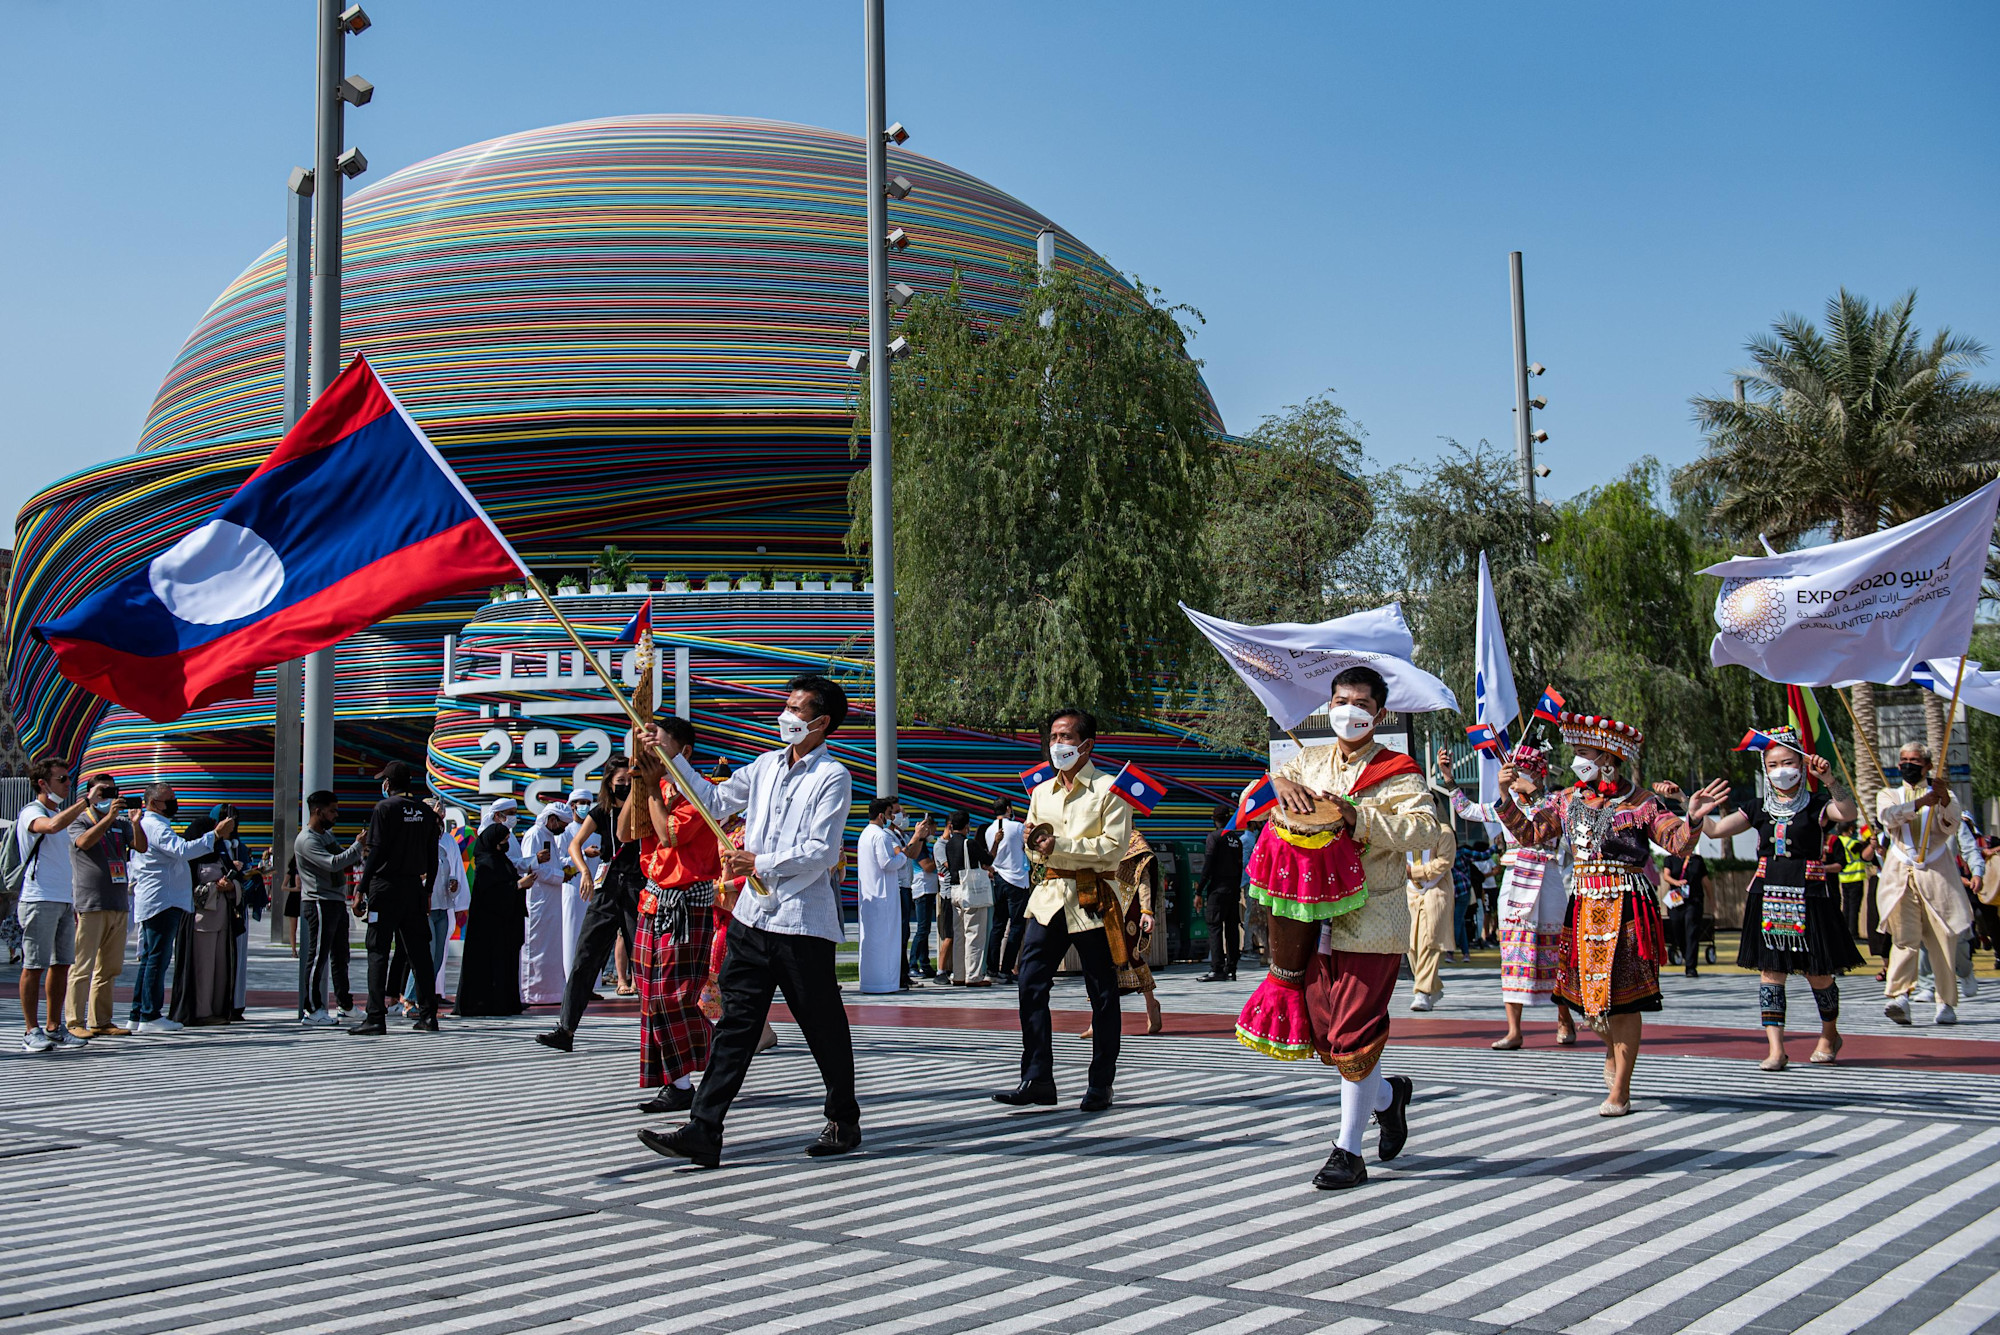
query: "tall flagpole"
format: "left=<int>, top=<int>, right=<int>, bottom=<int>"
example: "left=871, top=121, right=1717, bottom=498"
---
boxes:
left=1917, top=656, right=1969, bottom=861
left=270, top=167, right=313, bottom=938
left=864, top=0, right=897, bottom=799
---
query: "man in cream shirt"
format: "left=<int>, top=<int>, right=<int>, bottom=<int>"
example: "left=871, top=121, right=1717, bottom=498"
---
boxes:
left=995, top=706, right=1132, bottom=1113
left=1405, top=839, right=1455, bottom=1012
left=1878, top=740, right=1974, bottom=1026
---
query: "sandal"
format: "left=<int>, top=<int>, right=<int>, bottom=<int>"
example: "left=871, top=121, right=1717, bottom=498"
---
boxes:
left=1555, top=1023, right=1577, bottom=1047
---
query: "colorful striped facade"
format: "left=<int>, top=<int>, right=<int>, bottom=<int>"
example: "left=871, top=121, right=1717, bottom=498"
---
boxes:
left=6, top=115, right=1264, bottom=863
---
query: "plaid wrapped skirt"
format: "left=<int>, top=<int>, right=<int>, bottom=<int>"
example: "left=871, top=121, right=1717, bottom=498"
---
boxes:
left=635, top=880, right=718, bottom=1088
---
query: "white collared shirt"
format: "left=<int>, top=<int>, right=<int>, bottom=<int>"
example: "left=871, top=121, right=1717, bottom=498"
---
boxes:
left=858, top=821, right=906, bottom=903
left=130, top=810, right=220, bottom=923
left=673, top=744, right=854, bottom=942
left=986, top=816, right=1029, bottom=887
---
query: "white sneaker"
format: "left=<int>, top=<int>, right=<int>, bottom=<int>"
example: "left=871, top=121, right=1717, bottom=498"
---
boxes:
left=1885, top=997, right=1911, bottom=1026
left=47, top=1027, right=88, bottom=1051
left=301, top=1008, right=336, bottom=1027
left=1963, top=975, right=1980, bottom=999
left=1409, top=992, right=1436, bottom=1012
left=149, top=1018, right=185, bottom=1033
left=1912, top=985, right=1936, bottom=1004
left=20, top=1027, right=53, bottom=1054
left=1937, top=1003, right=1959, bottom=1026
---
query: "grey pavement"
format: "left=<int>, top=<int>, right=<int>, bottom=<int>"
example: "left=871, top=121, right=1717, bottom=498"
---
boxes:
left=7, top=965, right=2000, bottom=1335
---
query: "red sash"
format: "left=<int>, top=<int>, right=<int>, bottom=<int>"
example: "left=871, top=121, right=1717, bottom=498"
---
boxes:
left=1347, top=747, right=1421, bottom=797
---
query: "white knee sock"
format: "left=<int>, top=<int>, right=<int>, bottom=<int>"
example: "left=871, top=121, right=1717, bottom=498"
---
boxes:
left=1336, top=1069, right=1386, bottom=1154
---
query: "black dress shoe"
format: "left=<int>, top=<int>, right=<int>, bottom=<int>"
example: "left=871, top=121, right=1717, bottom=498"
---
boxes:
left=992, top=1080, right=1059, bottom=1107
left=1079, top=1087, right=1114, bottom=1113
left=534, top=1027, right=573, bottom=1052
left=638, top=1123, right=720, bottom=1168
left=1375, top=1074, right=1413, bottom=1162
left=1198, top=972, right=1230, bottom=982
left=805, top=1120, right=862, bottom=1157
left=411, top=1015, right=439, bottom=1032
left=348, top=1018, right=387, bottom=1036
left=638, top=1084, right=695, bottom=1115
left=1313, top=1146, right=1368, bottom=1190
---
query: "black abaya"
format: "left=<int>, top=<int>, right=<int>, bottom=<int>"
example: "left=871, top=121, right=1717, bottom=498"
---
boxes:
left=454, top=822, right=527, bottom=1016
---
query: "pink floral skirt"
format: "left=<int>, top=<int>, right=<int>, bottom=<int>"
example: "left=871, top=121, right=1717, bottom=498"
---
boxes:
left=1245, top=823, right=1368, bottom=923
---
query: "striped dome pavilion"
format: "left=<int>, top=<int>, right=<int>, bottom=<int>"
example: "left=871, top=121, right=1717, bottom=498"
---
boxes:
left=6, top=114, right=1268, bottom=904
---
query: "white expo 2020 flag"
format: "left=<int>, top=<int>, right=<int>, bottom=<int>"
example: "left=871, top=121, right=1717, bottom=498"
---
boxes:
left=1704, top=478, right=2000, bottom=687
left=1179, top=600, right=1459, bottom=732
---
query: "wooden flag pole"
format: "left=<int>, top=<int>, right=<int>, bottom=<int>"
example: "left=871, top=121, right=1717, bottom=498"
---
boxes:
left=1835, top=684, right=1893, bottom=808
left=1917, top=656, right=1970, bottom=862
left=526, top=577, right=769, bottom=897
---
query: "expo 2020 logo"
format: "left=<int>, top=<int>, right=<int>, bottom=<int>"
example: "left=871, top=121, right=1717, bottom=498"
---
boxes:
left=1226, top=640, right=1292, bottom=683
left=1717, top=577, right=1787, bottom=644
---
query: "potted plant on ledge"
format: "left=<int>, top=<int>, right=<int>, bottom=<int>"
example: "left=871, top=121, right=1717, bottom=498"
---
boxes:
left=591, top=545, right=635, bottom=594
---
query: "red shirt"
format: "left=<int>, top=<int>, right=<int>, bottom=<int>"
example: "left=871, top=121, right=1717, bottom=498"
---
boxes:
left=639, top=777, right=723, bottom=888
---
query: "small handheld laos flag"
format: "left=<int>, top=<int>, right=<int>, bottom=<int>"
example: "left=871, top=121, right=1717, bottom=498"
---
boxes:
left=1235, top=776, right=1279, bottom=830
left=612, top=598, right=653, bottom=646
left=1108, top=761, right=1168, bottom=815
left=1733, top=728, right=1779, bottom=752
left=1465, top=722, right=1506, bottom=756
left=1532, top=686, right=1567, bottom=724
left=1018, top=760, right=1057, bottom=793
left=33, top=356, right=527, bottom=723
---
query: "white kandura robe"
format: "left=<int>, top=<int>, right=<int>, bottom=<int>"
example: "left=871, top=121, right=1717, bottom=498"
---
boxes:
left=856, top=822, right=907, bottom=994
left=518, top=822, right=569, bottom=1005
left=560, top=819, right=596, bottom=980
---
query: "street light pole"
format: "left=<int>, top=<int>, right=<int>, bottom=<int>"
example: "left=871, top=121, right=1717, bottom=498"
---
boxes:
left=1509, top=250, right=1535, bottom=506
left=304, top=0, right=369, bottom=797
left=271, top=167, right=313, bottom=938
left=863, top=0, right=897, bottom=798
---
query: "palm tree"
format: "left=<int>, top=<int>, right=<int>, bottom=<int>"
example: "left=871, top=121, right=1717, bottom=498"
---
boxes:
left=1681, top=289, right=2000, bottom=808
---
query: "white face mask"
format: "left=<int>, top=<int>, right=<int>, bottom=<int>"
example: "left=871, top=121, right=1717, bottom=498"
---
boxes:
left=1768, top=765, right=1802, bottom=792
left=1049, top=741, right=1082, bottom=771
left=1328, top=704, right=1376, bottom=742
left=777, top=709, right=815, bottom=745
left=1571, top=756, right=1600, bottom=784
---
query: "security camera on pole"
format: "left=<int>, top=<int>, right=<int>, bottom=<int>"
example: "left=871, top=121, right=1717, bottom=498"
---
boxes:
left=1508, top=251, right=1552, bottom=506
left=303, top=1, right=373, bottom=802
left=861, top=0, right=913, bottom=800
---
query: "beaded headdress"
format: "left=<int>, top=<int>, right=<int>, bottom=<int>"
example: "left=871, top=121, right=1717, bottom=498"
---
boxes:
left=1506, top=742, right=1550, bottom=780
left=1556, top=709, right=1643, bottom=762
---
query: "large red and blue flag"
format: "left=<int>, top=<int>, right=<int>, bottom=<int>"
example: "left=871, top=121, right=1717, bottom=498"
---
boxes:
left=1107, top=761, right=1168, bottom=815
left=1235, top=775, right=1279, bottom=830
left=1018, top=760, right=1057, bottom=793
left=34, top=356, right=526, bottom=722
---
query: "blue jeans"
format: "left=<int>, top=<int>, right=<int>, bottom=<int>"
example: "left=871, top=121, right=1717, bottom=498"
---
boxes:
left=907, top=893, right=938, bottom=974
left=131, top=907, right=185, bottom=1023
left=1452, top=892, right=1472, bottom=955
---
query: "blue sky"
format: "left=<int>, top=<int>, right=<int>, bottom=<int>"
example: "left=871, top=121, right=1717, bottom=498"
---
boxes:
left=3, top=1, right=1996, bottom=541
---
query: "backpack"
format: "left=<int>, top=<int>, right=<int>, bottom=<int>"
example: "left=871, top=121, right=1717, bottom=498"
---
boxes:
left=0, top=806, right=49, bottom=898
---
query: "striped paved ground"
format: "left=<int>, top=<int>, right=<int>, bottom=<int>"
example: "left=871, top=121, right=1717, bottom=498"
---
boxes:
left=5, top=1009, right=1999, bottom=1335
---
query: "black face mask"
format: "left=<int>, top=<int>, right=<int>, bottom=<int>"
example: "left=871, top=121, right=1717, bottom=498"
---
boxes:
left=1899, top=761, right=1928, bottom=784
left=611, top=784, right=631, bottom=800
left=161, top=799, right=180, bottom=817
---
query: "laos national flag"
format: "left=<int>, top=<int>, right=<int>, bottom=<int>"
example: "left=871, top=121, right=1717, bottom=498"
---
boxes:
left=1532, top=686, right=1566, bottom=724
left=612, top=598, right=653, bottom=645
left=1235, top=776, right=1279, bottom=830
left=1108, top=761, right=1168, bottom=815
left=1019, top=760, right=1057, bottom=793
left=1465, top=722, right=1505, bottom=756
left=33, top=356, right=527, bottom=723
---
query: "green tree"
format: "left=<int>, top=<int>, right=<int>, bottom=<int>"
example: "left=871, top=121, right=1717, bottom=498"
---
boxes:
left=1190, top=391, right=1376, bottom=749
left=1678, top=289, right=2000, bottom=807
left=846, top=268, right=1220, bottom=730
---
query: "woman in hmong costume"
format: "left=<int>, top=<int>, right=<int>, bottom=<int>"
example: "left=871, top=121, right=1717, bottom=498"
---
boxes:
left=1677, top=728, right=1859, bottom=1070
left=1436, top=742, right=1577, bottom=1049
left=1494, top=710, right=1726, bottom=1117
left=1082, top=830, right=1165, bottom=1039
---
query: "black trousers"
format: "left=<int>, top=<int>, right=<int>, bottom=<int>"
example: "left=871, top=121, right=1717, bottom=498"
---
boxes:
left=297, top=900, right=352, bottom=1016
left=1667, top=896, right=1703, bottom=967
left=365, top=900, right=438, bottom=1023
left=1206, top=889, right=1241, bottom=975
left=1016, top=913, right=1120, bottom=1090
left=1841, top=879, right=1867, bottom=941
left=692, top=920, right=859, bottom=1141
left=557, top=879, right=639, bottom=1033
left=988, top=878, right=1031, bottom=978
